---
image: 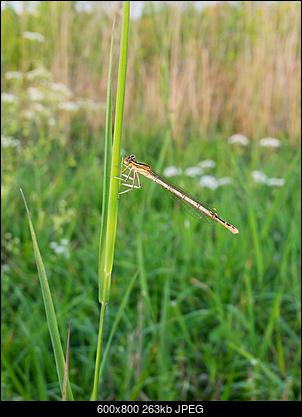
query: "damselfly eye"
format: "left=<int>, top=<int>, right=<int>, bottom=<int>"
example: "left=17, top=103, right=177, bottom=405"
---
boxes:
left=130, top=154, right=136, bottom=160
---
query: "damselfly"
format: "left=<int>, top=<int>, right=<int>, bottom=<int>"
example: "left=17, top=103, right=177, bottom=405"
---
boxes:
left=117, top=154, right=239, bottom=235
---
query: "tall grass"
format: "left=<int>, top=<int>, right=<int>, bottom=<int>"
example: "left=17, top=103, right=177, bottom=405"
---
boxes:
left=19, top=189, right=74, bottom=400
left=1, top=1, right=300, bottom=143
left=92, top=1, right=130, bottom=400
left=2, top=134, right=300, bottom=400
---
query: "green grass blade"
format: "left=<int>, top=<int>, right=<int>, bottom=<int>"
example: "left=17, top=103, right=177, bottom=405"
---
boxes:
left=92, top=1, right=130, bottom=401
left=102, top=0, right=130, bottom=304
left=2, top=353, right=29, bottom=400
left=32, top=347, right=48, bottom=400
left=62, top=320, right=72, bottom=401
left=20, top=189, right=74, bottom=401
left=98, top=22, right=114, bottom=303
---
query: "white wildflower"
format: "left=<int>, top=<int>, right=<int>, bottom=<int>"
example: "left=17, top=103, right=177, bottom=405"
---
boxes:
left=199, top=175, right=218, bottom=190
left=251, top=170, right=267, bottom=184
left=60, top=238, right=69, bottom=245
left=163, top=166, right=182, bottom=177
left=1, top=92, right=17, bottom=103
left=259, top=137, right=281, bottom=148
left=1, top=135, right=21, bottom=148
left=251, top=171, right=285, bottom=187
left=26, top=66, right=51, bottom=81
left=199, top=175, right=232, bottom=189
left=5, top=71, right=22, bottom=80
left=32, top=103, right=47, bottom=113
left=266, top=177, right=285, bottom=187
left=48, top=82, right=72, bottom=97
left=78, top=99, right=103, bottom=111
left=185, top=166, right=204, bottom=177
left=48, top=117, right=56, bottom=127
left=50, top=239, right=70, bottom=258
left=1, top=264, right=11, bottom=273
left=217, top=177, right=233, bottom=186
left=75, top=2, right=93, bottom=12
left=228, top=134, right=249, bottom=146
left=198, top=159, right=216, bottom=169
left=58, top=101, right=79, bottom=112
left=28, top=87, right=44, bottom=101
left=22, top=31, right=45, bottom=43
left=23, top=109, right=36, bottom=120
left=184, top=219, right=191, bottom=229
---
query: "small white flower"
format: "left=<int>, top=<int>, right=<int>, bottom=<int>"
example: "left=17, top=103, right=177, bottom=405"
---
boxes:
left=23, top=109, right=36, bottom=120
left=259, top=137, right=281, bottom=148
left=28, top=87, right=44, bottom=101
left=75, top=2, right=93, bottom=12
left=50, top=240, right=70, bottom=258
left=1, top=264, right=10, bottom=272
left=48, top=117, right=56, bottom=126
left=1, top=92, right=17, bottom=103
left=48, top=82, right=72, bottom=97
left=185, top=166, right=204, bottom=177
left=199, top=175, right=218, bottom=190
left=32, top=103, right=47, bottom=113
left=217, top=177, right=232, bottom=187
left=54, top=246, right=66, bottom=255
left=58, top=101, right=79, bottom=112
left=250, top=358, right=258, bottom=366
left=78, top=99, right=103, bottom=111
left=251, top=170, right=267, bottom=184
left=266, top=177, right=285, bottom=187
left=5, top=71, right=23, bottom=80
left=198, top=159, right=216, bottom=169
left=251, top=171, right=285, bottom=187
left=184, top=219, right=191, bottom=229
left=26, top=67, right=51, bottom=81
left=163, top=166, right=182, bottom=177
left=228, top=134, right=249, bottom=146
left=22, top=31, right=45, bottom=43
left=1, top=135, right=21, bottom=148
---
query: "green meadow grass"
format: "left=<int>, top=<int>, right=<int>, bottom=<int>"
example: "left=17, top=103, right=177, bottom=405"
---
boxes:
left=2, top=130, right=300, bottom=400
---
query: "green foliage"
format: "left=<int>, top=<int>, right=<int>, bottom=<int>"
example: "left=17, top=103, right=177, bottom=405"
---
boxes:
left=19, top=189, right=74, bottom=400
left=2, top=129, right=300, bottom=400
left=1, top=1, right=300, bottom=143
left=92, top=1, right=130, bottom=400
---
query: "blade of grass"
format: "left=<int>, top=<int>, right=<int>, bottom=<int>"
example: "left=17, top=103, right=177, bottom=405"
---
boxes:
left=62, top=320, right=72, bottom=401
left=158, top=278, right=171, bottom=399
left=20, top=188, right=74, bottom=401
left=2, top=353, right=29, bottom=400
left=91, top=1, right=130, bottom=401
left=98, top=20, right=114, bottom=303
left=102, top=0, right=130, bottom=304
left=228, top=342, right=284, bottom=390
left=32, top=347, right=48, bottom=400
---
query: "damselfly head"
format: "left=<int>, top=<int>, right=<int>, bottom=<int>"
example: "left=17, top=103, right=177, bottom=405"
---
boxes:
left=124, top=154, right=136, bottom=165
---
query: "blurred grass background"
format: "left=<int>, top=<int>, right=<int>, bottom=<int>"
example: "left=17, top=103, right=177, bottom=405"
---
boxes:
left=1, top=1, right=301, bottom=400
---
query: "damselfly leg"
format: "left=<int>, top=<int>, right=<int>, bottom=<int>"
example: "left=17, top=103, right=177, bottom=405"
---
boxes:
left=117, top=165, right=141, bottom=195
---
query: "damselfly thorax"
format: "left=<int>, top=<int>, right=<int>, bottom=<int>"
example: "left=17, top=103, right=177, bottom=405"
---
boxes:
left=117, top=154, right=239, bottom=235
